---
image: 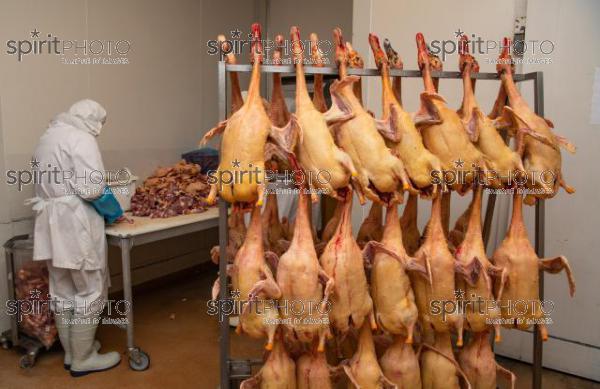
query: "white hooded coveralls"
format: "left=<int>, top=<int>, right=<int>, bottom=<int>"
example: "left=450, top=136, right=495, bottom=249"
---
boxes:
left=30, top=99, right=110, bottom=314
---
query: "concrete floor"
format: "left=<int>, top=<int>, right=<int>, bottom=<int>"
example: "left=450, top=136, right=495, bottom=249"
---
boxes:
left=0, top=265, right=598, bottom=389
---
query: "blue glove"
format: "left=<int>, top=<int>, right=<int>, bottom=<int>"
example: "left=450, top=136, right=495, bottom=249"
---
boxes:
left=91, top=187, right=123, bottom=224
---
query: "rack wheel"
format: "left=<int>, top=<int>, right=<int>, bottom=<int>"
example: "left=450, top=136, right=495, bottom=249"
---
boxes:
left=19, top=353, right=35, bottom=369
left=0, top=338, right=11, bottom=350
left=128, top=349, right=150, bottom=371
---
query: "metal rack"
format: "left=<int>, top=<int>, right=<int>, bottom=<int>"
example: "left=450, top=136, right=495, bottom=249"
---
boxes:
left=1, top=235, right=48, bottom=368
left=216, top=61, right=546, bottom=389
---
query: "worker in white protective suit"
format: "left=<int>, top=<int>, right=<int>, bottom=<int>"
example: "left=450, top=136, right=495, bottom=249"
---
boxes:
left=28, top=99, right=123, bottom=377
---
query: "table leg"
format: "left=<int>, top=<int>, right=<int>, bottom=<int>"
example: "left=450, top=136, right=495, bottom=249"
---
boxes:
left=120, top=238, right=135, bottom=350
left=118, top=238, right=150, bottom=371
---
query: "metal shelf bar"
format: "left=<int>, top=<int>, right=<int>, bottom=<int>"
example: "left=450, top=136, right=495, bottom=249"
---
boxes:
left=533, top=71, right=545, bottom=389
left=217, top=60, right=544, bottom=389
left=217, top=60, right=231, bottom=388
left=225, top=63, right=534, bottom=81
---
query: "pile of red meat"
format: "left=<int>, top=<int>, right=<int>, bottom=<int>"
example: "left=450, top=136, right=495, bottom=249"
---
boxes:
left=130, top=160, right=214, bottom=218
left=15, top=262, right=57, bottom=348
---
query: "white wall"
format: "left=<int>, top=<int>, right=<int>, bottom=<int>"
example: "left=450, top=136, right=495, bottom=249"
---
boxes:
left=267, top=0, right=353, bottom=66
left=0, top=0, right=255, bottom=333
left=353, top=0, right=600, bottom=381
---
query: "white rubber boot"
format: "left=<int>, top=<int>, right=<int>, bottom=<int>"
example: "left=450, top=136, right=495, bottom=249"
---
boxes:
left=70, top=313, right=120, bottom=377
left=55, top=309, right=103, bottom=370
left=66, top=340, right=103, bottom=368
left=54, top=310, right=73, bottom=370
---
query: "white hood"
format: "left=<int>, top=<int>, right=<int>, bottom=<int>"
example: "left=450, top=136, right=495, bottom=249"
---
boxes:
left=52, top=99, right=107, bottom=136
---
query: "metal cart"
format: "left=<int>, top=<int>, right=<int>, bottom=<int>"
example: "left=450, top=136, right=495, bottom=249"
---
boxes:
left=1, top=234, right=53, bottom=368
left=215, top=61, right=548, bottom=389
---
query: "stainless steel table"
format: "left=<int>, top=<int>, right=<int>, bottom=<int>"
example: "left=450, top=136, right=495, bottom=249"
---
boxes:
left=105, top=207, right=218, bottom=370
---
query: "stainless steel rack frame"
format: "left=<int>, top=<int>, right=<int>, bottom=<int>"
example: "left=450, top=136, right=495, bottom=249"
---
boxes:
left=216, top=61, right=546, bottom=389
left=1, top=235, right=48, bottom=368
